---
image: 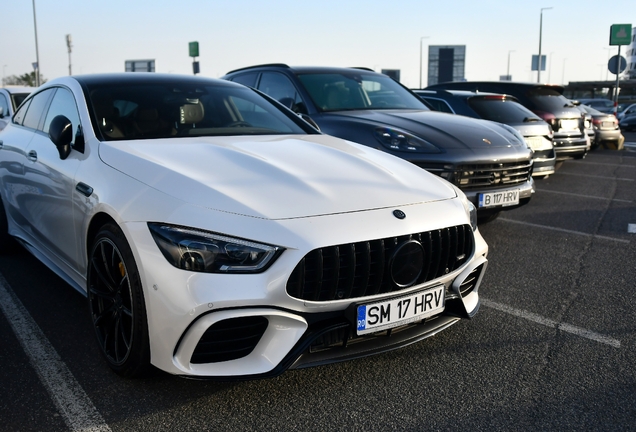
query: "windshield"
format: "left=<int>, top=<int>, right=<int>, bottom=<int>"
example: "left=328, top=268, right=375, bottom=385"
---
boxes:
left=468, top=97, right=542, bottom=123
left=85, top=82, right=310, bottom=141
left=297, top=72, right=428, bottom=112
left=525, top=87, right=575, bottom=111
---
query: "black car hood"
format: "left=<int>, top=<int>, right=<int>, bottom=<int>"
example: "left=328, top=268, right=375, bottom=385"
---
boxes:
left=322, top=110, right=521, bottom=150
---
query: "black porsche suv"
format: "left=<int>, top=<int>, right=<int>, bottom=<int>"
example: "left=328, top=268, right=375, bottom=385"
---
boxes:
left=222, top=64, right=534, bottom=223
left=425, top=81, right=589, bottom=162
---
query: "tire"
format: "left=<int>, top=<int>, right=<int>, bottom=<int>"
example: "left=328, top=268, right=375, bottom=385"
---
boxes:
left=87, top=223, right=151, bottom=378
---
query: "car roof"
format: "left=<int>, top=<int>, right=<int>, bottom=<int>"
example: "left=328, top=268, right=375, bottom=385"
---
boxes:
left=226, top=64, right=378, bottom=75
left=69, top=73, right=239, bottom=87
left=414, top=88, right=521, bottom=102
left=427, top=81, right=565, bottom=94
left=0, top=86, right=33, bottom=94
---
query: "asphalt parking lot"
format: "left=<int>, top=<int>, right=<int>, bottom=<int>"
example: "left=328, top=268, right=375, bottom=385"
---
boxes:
left=0, top=137, right=635, bottom=431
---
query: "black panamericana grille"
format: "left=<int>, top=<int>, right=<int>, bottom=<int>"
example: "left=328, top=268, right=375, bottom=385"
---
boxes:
left=191, top=316, right=268, bottom=364
left=286, top=225, right=474, bottom=302
left=451, top=161, right=532, bottom=189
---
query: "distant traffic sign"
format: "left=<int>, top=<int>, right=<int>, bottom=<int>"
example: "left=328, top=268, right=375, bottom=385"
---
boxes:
left=608, top=55, right=627, bottom=75
left=609, top=24, right=632, bottom=46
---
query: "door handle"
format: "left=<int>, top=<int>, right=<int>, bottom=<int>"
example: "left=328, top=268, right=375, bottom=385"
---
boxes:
left=27, top=150, right=38, bottom=161
left=75, top=182, right=94, bottom=197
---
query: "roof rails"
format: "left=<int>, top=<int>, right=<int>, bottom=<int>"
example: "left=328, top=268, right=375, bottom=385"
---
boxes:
left=225, top=63, right=290, bottom=74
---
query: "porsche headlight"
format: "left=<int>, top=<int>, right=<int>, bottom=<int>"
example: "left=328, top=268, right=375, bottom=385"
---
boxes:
left=374, top=127, right=440, bottom=153
left=148, top=223, right=283, bottom=273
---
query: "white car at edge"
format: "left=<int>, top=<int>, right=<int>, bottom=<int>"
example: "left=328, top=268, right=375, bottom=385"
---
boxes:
left=0, top=74, right=488, bottom=379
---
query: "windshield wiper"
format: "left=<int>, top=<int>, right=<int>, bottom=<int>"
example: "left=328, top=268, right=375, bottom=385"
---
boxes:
left=523, top=117, right=542, bottom=122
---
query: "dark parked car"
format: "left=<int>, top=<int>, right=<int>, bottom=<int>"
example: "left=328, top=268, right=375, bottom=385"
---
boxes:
left=0, top=87, right=31, bottom=131
left=413, top=89, right=555, bottom=178
left=620, top=114, right=636, bottom=132
left=577, top=104, right=622, bottom=148
left=222, top=64, right=535, bottom=222
left=426, top=82, right=589, bottom=162
left=577, top=98, right=615, bottom=114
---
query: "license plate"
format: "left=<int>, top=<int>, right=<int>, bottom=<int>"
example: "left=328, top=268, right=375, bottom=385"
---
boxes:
left=478, top=189, right=519, bottom=208
left=524, top=136, right=544, bottom=150
left=356, top=286, right=445, bottom=335
left=560, top=119, right=579, bottom=132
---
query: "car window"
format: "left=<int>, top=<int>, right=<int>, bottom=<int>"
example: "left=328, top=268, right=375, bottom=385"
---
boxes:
left=230, top=72, right=258, bottom=88
left=20, top=89, right=55, bottom=130
left=420, top=97, right=454, bottom=113
left=257, top=72, right=306, bottom=114
left=11, top=93, right=29, bottom=110
left=297, top=72, right=427, bottom=112
left=524, top=87, right=574, bottom=112
left=467, top=97, right=541, bottom=123
left=43, top=87, right=81, bottom=145
left=85, top=81, right=310, bottom=141
left=0, top=94, right=8, bottom=117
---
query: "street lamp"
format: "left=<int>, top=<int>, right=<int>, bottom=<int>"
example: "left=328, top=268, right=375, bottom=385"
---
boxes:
left=537, top=7, right=553, bottom=83
left=66, top=34, right=72, bottom=75
left=31, top=0, right=41, bottom=86
left=507, top=50, right=515, bottom=79
left=419, top=36, right=430, bottom=89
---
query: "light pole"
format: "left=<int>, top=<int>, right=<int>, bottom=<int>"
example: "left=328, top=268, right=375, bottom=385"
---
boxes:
left=419, top=36, right=430, bottom=89
left=537, top=7, right=553, bottom=83
left=66, top=34, right=72, bottom=75
left=507, top=50, right=515, bottom=79
left=31, top=0, right=40, bottom=86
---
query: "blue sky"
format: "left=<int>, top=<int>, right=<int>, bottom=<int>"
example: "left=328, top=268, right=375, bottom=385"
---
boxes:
left=1, top=0, right=633, bottom=88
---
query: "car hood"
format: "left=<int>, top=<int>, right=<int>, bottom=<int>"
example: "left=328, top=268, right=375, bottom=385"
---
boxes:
left=326, top=110, right=523, bottom=150
left=98, top=134, right=457, bottom=220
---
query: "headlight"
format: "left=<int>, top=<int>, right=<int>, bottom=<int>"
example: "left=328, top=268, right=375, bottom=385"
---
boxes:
left=374, top=127, right=440, bottom=153
left=148, top=223, right=283, bottom=273
left=450, top=186, right=477, bottom=231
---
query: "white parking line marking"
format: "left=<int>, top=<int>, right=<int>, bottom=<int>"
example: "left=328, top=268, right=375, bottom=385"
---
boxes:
left=498, top=218, right=631, bottom=244
left=629, top=224, right=636, bottom=234
left=535, top=189, right=632, bottom=203
left=556, top=172, right=634, bottom=181
left=0, top=273, right=111, bottom=432
left=481, top=299, right=621, bottom=348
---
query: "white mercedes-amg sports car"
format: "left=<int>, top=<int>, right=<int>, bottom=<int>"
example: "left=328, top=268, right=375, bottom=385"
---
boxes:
left=0, top=74, right=488, bottom=379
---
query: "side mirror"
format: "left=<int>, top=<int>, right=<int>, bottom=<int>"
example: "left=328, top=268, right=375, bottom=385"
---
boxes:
left=48, top=115, right=73, bottom=160
left=299, top=114, right=320, bottom=132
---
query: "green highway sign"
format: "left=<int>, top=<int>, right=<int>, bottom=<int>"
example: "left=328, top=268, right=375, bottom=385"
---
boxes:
left=189, top=41, right=199, bottom=58
left=609, top=24, right=632, bottom=46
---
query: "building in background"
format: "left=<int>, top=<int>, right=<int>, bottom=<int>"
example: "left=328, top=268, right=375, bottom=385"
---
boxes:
left=427, top=45, right=465, bottom=86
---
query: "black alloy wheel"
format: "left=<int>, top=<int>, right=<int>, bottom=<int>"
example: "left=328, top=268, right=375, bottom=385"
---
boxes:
left=87, top=223, right=150, bottom=377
